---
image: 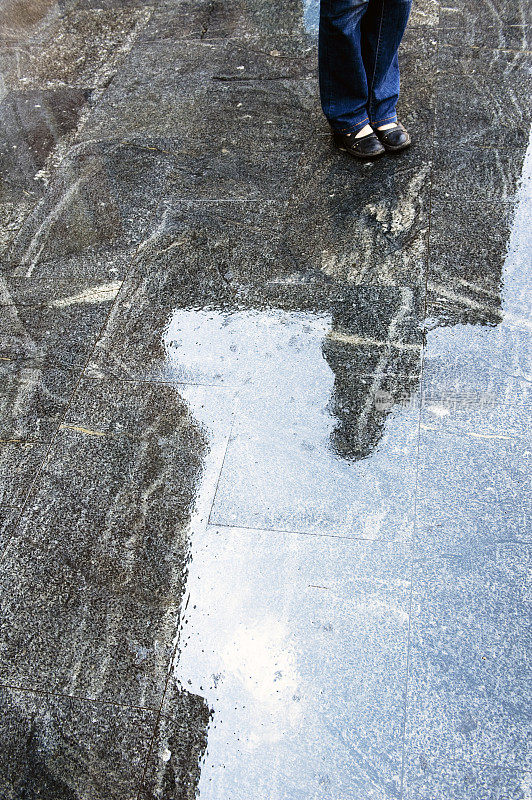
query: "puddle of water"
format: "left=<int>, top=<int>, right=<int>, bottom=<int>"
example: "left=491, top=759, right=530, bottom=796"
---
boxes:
left=174, top=526, right=410, bottom=800
left=164, top=305, right=420, bottom=538
left=302, top=0, right=319, bottom=34
left=161, top=302, right=419, bottom=797
left=424, top=128, right=532, bottom=383
left=163, top=131, right=532, bottom=798
left=164, top=308, right=333, bottom=389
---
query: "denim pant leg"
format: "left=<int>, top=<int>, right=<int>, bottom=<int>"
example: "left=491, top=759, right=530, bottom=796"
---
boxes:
left=361, top=0, right=412, bottom=127
left=319, top=0, right=372, bottom=134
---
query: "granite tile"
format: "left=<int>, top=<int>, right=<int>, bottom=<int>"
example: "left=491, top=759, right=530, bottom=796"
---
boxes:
left=14, top=400, right=206, bottom=605
left=63, top=374, right=234, bottom=439
left=139, top=688, right=210, bottom=800
left=431, top=145, right=529, bottom=201
left=0, top=8, right=151, bottom=89
left=398, top=27, right=438, bottom=137
left=0, top=685, right=156, bottom=800
left=0, top=540, right=181, bottom=708
left=416, top=430, right=531, bottom=546
left=0, top=506, right=19, bottom=556
left=0, top=358, right=79, bottom=441
left=162, top=145, right=302, bottom=203
left=440, top=21, right=531, bottom=51
left=0, top=193, right=39, bottom=261
left=67, top=0, right=160, bottom=8
left=427, top=134, right=531, bottom=355
left=282, top=138, right=431, bottom=287
left=427, top=196, right=515, bottom=328
left=406, top=545, right=531, bottom=770
left=0, top=88, right=90, bottom=191
left=0, top=440, right=48, bottom=506
left=441, top=0, right=530, bottom=21
left=0, top=380, right=233, bottom=706
left=7, top=246, right=135, bottom=281
left=139, top=0, right=316, bottom=45
left=409, top=0, right=440, bottom=27
left=403, top=760, right=531, bottom=800
left=422, top=321, right=531, bottom=386
left=165, top=527, right=412, bottom=799
left=0, top=86, right=89, bottom=258
left=139, top=0, right=318, bottom=48
left=0, top=295, right=115, bottom=367
left=80, top=39, right=318, bottom=141
left=438, top=0, right=531, bottom=49
left=5, top=140, right=172, bottom=273
left=88, top=202, right=425, bottom=384
left=0, top=0, right=60, bottom=46
left=139, top=0, right=319, bottom=41
left=436, top=41, right=532, bottom=76
left=434, top=48, right=531, bottom=149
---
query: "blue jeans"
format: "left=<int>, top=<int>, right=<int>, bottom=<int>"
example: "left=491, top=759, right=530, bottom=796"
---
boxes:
left=319, top=0, right=412, bottom=134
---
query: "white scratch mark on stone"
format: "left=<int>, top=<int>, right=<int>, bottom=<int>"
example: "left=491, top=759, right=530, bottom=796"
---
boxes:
left=49, top=281, right=121, bottom=307
left=16, top=176, right=86, bottom=275
left=60, top=424, right=105, bottom=437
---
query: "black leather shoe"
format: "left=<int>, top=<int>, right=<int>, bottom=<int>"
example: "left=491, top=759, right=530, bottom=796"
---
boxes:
left=333, top=130, right=385, bottom=160
left=373, top=122, right=411, bottom=152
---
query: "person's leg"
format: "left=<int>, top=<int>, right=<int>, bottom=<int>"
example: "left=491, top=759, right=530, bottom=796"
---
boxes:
left=318, top=0, right=373, bottom=135
left=361, top=0, right=412, bottom=129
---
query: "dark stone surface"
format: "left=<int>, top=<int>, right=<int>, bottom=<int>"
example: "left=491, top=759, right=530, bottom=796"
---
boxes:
left=0, top=87, right=90, bottom=192
left=79, top=39, right=319, bottom=141
left=4, top=141, right=173, bottom=273
left=0, top=5, right=151, bottom=85
left=0, top=358, right=80, bottom=441
left=0, top=378, right=227, bottom=710
left=0, top=295, right=115, bottom=367
left=0, top=440, right=48, bottom=506
left=0, top=530, right=182, bottom=705
left=426, top=196, right=514, bottom=327
left=434, top=47, right=531, bottom=149
left=0, top=685, right=157, bottom=800
left=139, top=689, right=210, bottom=800
left=0, top=506, right=19, bottom=556
left=431, top=145, right=528, bottom=201
left=438, top=0, right=531, bottom=49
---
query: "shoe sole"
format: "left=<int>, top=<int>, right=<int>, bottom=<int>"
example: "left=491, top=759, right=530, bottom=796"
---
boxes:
left=382, top=138, right=412, bottom=153
left=337, top=146, right=385, bottom=160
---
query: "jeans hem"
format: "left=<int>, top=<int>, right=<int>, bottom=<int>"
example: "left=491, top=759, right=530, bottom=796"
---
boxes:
left=370, top=112, right=398, bottom=126
left=329, top=116, right=370, bottom=135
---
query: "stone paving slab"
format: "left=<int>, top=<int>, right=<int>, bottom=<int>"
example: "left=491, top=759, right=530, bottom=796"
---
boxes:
left=0, top=686, right=158, bottom=800
left=0, top=358, right=80, bottom=441
left=0, top=0, right=530, bottom=796
left=169, top=526, right=412, bottom=799
left=0, top=440, right=49, bottom=507
left=406, top=545, right=531, bottom=767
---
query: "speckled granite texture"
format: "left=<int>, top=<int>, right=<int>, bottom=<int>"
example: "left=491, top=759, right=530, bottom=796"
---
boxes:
left=0, top=0, right=530, bottom=797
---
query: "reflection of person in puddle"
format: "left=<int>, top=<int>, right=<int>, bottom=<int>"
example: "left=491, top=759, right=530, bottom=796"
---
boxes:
left=319, top=0, right=412, bottom=159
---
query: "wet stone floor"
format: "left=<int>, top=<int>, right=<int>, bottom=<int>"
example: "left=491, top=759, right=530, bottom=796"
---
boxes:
left=0, top=0, right=531, bottom=797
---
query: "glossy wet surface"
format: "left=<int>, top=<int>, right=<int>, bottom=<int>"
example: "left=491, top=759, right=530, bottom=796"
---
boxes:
left=0, top=0, right=531, bottom=797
